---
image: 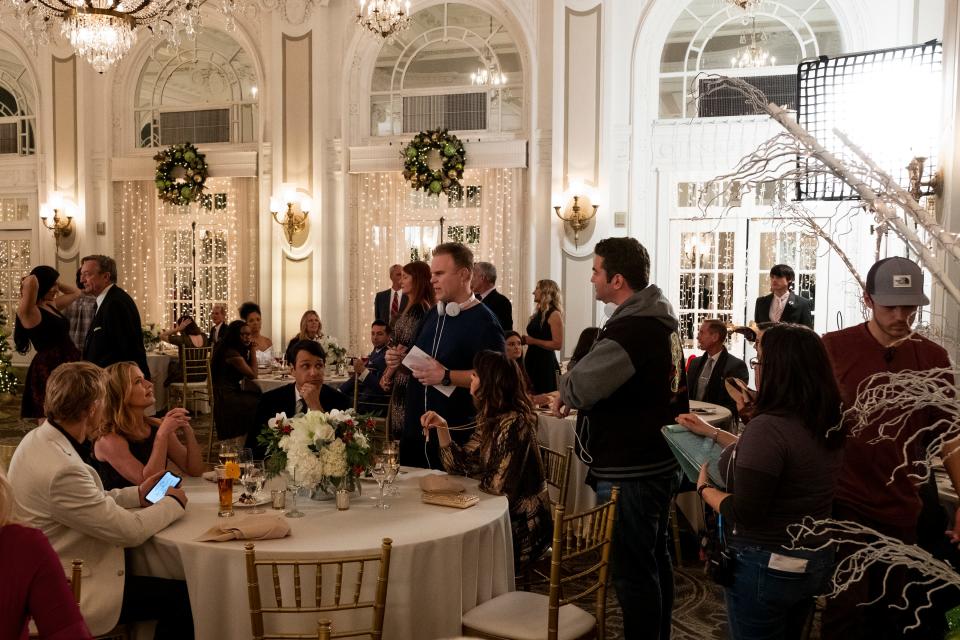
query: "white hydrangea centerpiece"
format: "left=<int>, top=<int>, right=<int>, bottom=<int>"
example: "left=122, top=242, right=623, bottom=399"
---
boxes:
left=259, top=408, right=375, bottom=494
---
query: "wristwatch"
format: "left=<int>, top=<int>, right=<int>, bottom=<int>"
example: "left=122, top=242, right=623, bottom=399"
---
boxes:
left=441, top=368, right=451, bottom=386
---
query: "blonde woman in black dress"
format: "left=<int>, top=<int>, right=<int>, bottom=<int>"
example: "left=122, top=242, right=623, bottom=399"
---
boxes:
left=521, top=279, right=564, bottom=394
left=380, top=261, right=435, bottom=439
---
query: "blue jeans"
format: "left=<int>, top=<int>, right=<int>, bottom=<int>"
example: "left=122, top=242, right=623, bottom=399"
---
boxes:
left=597, top=471, right=680, bottom=640
left=725, top=545, right=834, bottom=640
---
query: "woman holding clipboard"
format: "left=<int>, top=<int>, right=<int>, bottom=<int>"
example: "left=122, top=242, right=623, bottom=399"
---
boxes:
left=675, top=323, right=844, bottom=640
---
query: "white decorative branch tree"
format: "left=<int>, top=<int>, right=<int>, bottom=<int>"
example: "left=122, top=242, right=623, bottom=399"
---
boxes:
left=788, top=517, right=960, bottom=632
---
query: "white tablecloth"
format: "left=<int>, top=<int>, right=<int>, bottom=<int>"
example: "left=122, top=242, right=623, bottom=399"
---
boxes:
left=536, top=413, right=595, bottom=515
left=537, top=403, right=729, bottom=533
left=145, top=353, right=172, bottom=415
left=130, top=469, right=513, bottom=639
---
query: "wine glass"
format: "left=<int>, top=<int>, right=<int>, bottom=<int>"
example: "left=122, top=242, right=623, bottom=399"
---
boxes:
left=285, top=466, right=304, bottom=518
left=218, top=442, right=238, bottom=467
left=383, top=441, right=400, bottom=496
left=238, top=448, right=253, bottom=475
left=371, top=458, right=389, bottom=510
left=242, top=461, right=266, bottom=514
left=385, top=460, right=399, bottom=498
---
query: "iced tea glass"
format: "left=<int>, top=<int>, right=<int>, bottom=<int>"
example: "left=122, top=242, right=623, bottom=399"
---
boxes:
left=215, top=465, right=235, bottom=517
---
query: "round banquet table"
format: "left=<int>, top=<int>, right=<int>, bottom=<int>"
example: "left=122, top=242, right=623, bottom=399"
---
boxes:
left=537, top=401, right=731, bottom=528
left=129, top=469, right=513, bottom=639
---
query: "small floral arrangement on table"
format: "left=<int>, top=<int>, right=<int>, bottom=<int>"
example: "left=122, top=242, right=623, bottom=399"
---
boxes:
left=258, top=408, right=375, bottom=494
left=142, top=322, right=162, bottom=351
left=318, top=335, right=347, bottom=367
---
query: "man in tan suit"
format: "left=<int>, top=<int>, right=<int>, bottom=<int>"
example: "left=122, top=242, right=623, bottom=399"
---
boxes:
left=9, top=362, right=193, bottom=638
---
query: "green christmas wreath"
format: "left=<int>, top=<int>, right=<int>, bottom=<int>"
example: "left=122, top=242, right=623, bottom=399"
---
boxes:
left=401, top=129, right=466, bottom=197
left=154, top=142, right=208, bottom=206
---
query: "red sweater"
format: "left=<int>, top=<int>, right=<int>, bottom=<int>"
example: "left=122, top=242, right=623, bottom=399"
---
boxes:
left=822, top=323, right=951, bottom=529
left=0, top=524, right=92, bottom=640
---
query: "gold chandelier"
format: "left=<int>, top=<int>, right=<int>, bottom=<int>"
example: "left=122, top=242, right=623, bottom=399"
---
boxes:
left=357, top=0, right=411, bottom=40
left=10, top=0, right=202, bottom=73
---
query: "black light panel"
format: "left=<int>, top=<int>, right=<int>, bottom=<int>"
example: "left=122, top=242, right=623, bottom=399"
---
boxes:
left=796, top=40, right=942, bottom=201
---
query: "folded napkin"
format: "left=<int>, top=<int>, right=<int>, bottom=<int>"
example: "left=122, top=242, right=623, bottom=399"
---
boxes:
left=202, top=470, right=217, bottom=482
left=418, top=475, right=465, bottom=494
left=196, top=515, right=291, bottom=542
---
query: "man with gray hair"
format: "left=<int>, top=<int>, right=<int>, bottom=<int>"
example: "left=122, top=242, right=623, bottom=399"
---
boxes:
left=80, top=254, right=150, bottom=379
left=471, top=261, right=512, bottom=331
left=209, top=303, right=227, bottom=343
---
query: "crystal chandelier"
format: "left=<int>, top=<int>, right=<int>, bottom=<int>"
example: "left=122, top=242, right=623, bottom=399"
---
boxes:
left=470, top=66, right=506, bottom=87
left=10, top=0, right=201, bottom=73
left=730, top=17, right=776, bottom=68
left=357, top=0, right=411, bottom=40
left=724, top=0, right=763, bottom=19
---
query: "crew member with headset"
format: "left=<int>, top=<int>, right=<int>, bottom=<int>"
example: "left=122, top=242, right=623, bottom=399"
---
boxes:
left=389, top=242, right=504, bottom=469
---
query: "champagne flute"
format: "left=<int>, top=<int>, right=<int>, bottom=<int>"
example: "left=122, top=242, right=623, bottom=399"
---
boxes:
left=238, top=448, right=253, bottom=475
left=371, top=459, right=389, bottom=510
left=285, top=466, right=304, bottom=518
left=242, top=461, right=266, bottom=514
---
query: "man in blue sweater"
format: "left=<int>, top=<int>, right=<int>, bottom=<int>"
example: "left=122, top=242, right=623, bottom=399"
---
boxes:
left=553, top=237, right=689, bottom=640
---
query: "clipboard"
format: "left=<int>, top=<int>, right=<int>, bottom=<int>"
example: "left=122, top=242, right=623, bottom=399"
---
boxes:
left=661, top=424, right=727, bottom=488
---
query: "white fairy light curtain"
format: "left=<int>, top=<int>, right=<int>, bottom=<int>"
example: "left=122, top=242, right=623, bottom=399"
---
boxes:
left=353, top=167, right=522, bottom=353
left=113, top=177, right=258, bottom=328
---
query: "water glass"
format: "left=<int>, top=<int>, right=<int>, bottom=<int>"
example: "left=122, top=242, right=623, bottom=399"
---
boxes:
left=371, top=459, right=389, bottom=510
left=242, top=461, right=266, bottom=514
left=285, top=467, right=305, bottom=518
left=215, top=465, right=234, bottom=517
left=218, top=442, right=238, bottom=467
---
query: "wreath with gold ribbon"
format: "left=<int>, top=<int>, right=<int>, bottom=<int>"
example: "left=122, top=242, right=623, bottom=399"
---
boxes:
left=154, top=142, right=208, bottom=206
left=401, top=129, right=466, bottom=197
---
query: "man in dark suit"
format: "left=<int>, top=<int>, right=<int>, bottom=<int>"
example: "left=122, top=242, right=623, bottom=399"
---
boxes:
left=754, top=263, right=814, bottom=328
left=339, top=320, right=390, bottom=415
left=687, top=319, right=749, bottom=425
left=80, top=254, right=150, bottom=380
left=374, top=264, right=407, bottom=324
left=208, top=303, right=227, bottom=343
left=246, top=340, right=351, bottom=457
left=471, top=261, right=512, bottom=331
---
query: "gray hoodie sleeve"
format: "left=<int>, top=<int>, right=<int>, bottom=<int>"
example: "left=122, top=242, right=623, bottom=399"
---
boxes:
left=560, top=337, right=636, bottom=410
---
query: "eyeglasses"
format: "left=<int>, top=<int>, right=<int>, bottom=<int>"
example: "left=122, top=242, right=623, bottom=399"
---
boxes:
left=749, top=357, right=762, bottom=368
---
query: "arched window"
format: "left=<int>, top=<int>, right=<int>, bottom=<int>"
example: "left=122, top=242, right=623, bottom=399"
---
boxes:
left=370, top=2, right=523, bottom=136
left=0, top=50, right=36, bottom=156
left=659, top=0, right=842, bottom=118
left=134, top=29, right=259, bottom=147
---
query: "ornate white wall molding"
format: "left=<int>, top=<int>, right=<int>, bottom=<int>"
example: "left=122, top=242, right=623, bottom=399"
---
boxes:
left=110, top=150, right=259, bottom=180
left=348, top=139, right=528, bottom=173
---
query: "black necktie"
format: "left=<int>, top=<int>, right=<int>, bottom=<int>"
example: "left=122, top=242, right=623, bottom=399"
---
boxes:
left=297, top=398, right=307, bottom=415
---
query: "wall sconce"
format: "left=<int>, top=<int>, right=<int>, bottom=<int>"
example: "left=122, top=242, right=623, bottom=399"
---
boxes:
left=39, top=192, right=75, bottom=250
left=553, top=188, right=599, bottom=248
left=906, top=156, right=943, bottom=202
left=270, top=184, right=312, bottom=245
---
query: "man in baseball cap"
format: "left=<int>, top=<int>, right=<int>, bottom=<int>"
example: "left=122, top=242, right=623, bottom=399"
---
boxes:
left=821, top=257, right=957, bottom=638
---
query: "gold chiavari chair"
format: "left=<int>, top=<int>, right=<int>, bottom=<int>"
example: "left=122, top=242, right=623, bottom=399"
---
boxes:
left=519, top=445, right=574, bottom=589
left=462, top=489, right=619, bottom=640
left=245, top=538, right=393, bottom=640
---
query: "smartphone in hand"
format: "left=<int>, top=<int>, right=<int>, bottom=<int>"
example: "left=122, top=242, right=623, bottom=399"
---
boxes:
left=145, top=471, right=182, bottom=504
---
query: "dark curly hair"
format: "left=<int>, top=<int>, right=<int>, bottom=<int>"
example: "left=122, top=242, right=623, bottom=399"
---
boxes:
left=238, top=301, right=261, bottom=320
left=472, top=350, right=536, bottom=430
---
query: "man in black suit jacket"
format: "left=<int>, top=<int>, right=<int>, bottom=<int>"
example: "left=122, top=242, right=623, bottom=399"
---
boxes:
left=208, top=304, right=227, bottom=343
left=374, top=264, right=408, bottom=324
left=80, top=255, right=150, bottom=380
left=754, top=263, right=814, bottom=328
left=246, top=340, right=351, bottom=457
left=687, top=319, right=749, bottom=425
left=471, top=261, right=512, bottom=331
left=338, top=320, right=390, bottom=415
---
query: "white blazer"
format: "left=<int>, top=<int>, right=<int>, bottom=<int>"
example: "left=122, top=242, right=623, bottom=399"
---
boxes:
left=8, top=421, right=185, bottom=635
